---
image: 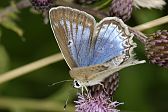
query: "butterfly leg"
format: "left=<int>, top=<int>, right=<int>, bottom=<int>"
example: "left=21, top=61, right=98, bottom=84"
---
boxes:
left=84, top=85, right=88, bottom=94
left=98, top=82, right=108, bottom=95
left=81, top=86, right=88, bottom=95
left=81, top=86, right=84, bottom=95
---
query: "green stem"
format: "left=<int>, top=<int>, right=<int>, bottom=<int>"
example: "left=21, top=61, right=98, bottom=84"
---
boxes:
left=0, top=97, right=74, bottom=111
left=94, top=0, right=112, bottom=10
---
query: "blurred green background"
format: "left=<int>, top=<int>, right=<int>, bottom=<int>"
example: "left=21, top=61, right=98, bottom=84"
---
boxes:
left=0, top=0, right=168, bottom=112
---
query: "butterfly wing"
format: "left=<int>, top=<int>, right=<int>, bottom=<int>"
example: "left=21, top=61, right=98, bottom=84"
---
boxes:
left=89, top=17, right=135, bottom=66
left=70, top=58, right=145, bottom=86
left=49, top=6, right=96, bottom=68
left=69, top=17, right=139, bottom=86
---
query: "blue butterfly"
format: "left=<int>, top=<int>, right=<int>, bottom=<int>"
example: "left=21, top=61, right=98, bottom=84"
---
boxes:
left=49, top=6, right=145, bottom=90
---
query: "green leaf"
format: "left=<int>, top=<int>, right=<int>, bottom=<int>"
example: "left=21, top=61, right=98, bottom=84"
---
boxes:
left=133, top=9, right=162, bottom=33
left=94, top=0, right=112, bottom=10
left=0, top=2, right=23, bottom=37
left=1, top=18, right=23, bottom=36
left=7, top=10, right=19, bottom=20
left=0, top=45, right=9, bottom=73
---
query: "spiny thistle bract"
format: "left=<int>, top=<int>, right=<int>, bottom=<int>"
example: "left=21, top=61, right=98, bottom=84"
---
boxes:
left=146, top=30, right=168, bottom=68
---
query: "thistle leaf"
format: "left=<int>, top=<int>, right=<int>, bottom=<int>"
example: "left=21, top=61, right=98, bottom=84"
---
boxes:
left=1, top=18, right=23, bottom=36
left=0, top=1, right=23, bottom=37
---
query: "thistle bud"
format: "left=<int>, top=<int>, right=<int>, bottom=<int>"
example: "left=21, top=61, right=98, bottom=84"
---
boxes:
left=146, top=30, right=168, bottom=68
left=109, top=0, right=133, bottom=22
left=90, top=72, right=119, bottom=96
left=30, top=0, right=54, bottom=11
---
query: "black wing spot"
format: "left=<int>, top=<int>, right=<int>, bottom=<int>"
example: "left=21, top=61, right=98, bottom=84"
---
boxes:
left=68, top=40, right=72, bottom=46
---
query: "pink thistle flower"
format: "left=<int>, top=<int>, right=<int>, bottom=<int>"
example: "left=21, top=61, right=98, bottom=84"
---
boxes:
left=75, top=72, right=123, bottom=112
left=75, top=92, right=122, bottom=112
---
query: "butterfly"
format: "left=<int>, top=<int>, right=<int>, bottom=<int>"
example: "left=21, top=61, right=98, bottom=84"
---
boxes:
left=49, top=6, right=145, bottom=91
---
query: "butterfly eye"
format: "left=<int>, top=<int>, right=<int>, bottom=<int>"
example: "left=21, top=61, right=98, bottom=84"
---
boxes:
left=73, top=80, right=81, bottom=88
left=68, top=40, right=72, bottom=46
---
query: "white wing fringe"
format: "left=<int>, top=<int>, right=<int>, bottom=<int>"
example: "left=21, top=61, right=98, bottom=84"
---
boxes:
left=133, top=0, right=166, bottom=9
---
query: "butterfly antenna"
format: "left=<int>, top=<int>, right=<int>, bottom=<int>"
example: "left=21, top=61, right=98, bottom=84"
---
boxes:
left=64, top=87, right=77, bottom=111
left=48, top=80, right=73, bottom=87
left=99, top=82, right=108, bottom=95
left=84, top=85, right=88, bottom=94
left=64, top=94, right=69, bottom=112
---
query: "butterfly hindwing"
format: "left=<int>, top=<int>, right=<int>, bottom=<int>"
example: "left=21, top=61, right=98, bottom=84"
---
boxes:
left=90, top=17, right=135, bottom=66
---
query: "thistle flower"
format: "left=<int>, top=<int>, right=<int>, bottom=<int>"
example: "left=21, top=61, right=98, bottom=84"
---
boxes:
left=30, top=0, right=55, bottom=11
left=75, top=72, right=123, bottom=112
left=109, top=0, right=133, bottom=22
left=75, top=0, right=99, bottom=4
left=145, top=30, right=168, bottom=68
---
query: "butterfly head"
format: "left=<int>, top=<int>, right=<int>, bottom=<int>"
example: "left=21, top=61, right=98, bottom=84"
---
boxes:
left=70, top=67, right=100, bottom=89
left=73, top=80, right=82, bottom=88
left=73, top=79, right=91, bottom=89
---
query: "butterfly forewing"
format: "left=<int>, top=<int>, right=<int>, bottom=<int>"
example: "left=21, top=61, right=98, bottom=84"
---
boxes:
left=49, top=7, right=96, bottom=68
